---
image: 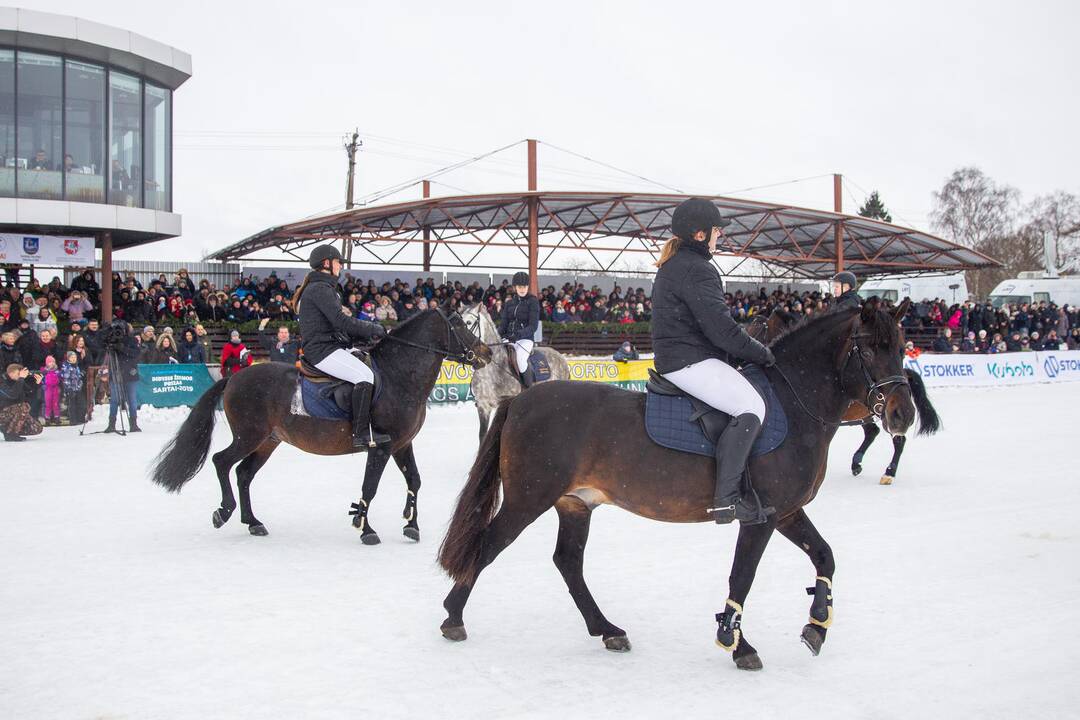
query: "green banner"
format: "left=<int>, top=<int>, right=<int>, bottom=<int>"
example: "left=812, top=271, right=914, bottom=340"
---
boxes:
left=136, top=364, right=216, bottom=408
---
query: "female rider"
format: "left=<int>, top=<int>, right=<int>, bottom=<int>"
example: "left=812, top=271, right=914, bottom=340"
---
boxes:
left=498, top=271, right=540, bottom=386
left=296, top=245, right=389, bottom=449
left=651, top=198, right=775, bottom=525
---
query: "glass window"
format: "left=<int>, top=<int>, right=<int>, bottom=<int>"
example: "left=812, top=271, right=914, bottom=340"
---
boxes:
left=64, top=59, right=106, bottom=203
left=108, top=71, right=141, bottom=207
left=16, top=51, right=63, bottom=200
left=0, top=50, right=13, bottom=197
left=143, top=84, right=170, bottom=211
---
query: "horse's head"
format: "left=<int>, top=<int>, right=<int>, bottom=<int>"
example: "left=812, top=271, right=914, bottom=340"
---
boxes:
left=843, top=298, right=915, bottom=435
left=459, top=302, right=500, bottom=345
left=443, top=301, right=492, bottom=369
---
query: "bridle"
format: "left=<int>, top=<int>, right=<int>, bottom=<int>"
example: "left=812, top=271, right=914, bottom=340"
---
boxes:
left=771, top=324, right=908, bottom=427
left=379, top=307, right=483, bottom=366
left=842, top=331, right=909, bottom=419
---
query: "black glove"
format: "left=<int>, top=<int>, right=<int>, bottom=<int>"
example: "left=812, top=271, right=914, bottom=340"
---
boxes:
left=761, top=347, right=776, bottom=367
left=371, top=324, right=388, bottom=339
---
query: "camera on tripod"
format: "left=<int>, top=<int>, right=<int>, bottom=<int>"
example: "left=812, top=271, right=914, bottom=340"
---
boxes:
left=104, top=322, right=129, bottom=352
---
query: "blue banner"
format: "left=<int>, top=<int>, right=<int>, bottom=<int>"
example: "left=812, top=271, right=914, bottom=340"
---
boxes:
left=136, top=364, right=216, bottom=408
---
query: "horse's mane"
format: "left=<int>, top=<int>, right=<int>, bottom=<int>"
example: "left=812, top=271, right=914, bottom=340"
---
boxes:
left=769, top=307, right=897, bottom=352
left=387, top=307, right=439, bottom=337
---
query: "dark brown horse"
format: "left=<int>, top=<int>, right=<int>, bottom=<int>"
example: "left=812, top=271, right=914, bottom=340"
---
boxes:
left=438, top=300, right=923, bottom=670
left=150, top=305, right=491, bottom=543
left=751, top=308, right=941, bottom=484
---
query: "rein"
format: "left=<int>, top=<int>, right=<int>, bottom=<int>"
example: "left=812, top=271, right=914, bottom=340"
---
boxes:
left=769, top=325, right=908, bottom=428
left=379, top=308, right=478, bottom=365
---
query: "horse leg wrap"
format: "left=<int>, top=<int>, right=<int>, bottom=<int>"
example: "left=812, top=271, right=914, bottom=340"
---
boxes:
left=805, top=576, right=833, bottom=628
left=715, top=599, right=743, bottom=652
left=403, top=490, right=417, bottom=522
left=349, top=499, right=369, bottom=531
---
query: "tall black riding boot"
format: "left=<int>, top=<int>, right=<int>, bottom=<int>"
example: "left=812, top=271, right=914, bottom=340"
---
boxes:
left=104, top=416, right=117, bottom=434
left=351, top=382, right=390, bottom=449
left=710, top=413, right=769, bottom=525
left=128, top=414, right=141, bottom=432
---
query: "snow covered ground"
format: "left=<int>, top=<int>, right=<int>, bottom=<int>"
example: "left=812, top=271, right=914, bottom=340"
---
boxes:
left=2, top=384, right=1078, bottom=719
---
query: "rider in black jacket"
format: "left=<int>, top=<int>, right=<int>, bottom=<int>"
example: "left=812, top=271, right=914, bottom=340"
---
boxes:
left=651, top=198, right=774, bottom=525
left=498, top=271, right=540, bottom=386
left=831, top=271, right=861, bottom=311
left=297, top=245, right=389, bottom=449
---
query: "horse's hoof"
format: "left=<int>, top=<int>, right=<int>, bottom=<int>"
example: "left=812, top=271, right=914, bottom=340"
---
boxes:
left=361, top=531, right=381, bottom=546
left=734, top=652, right=763, bottom=671
left=403, top=526, right=420, bottom=542
left=801, top=624, right=825, bottom=656
left=603, top=635, right=632, bottom=652
left=211, top=509, right=228, bottom=528
left=248, top=524, right=268, bottom=536
left=851, top=463, right=862, bottom=476
left=880, top=474, right=894, bottom=486
left=441, top=623, right=467, bottom=642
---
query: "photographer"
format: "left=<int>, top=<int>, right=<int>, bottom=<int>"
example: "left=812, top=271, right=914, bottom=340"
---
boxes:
left=104, top=321, right=142, bottom=434
left=0, top=363, right=43, bottom=441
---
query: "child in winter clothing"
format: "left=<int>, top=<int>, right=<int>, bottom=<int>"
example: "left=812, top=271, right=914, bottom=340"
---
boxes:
left=60, top=351, right=86, bottom=424
left=40, top=355, right=62, bottom=425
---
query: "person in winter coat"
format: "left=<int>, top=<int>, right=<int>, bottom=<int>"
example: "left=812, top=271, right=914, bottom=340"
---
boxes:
left=0, top=331, right=21, bottom=370
left=194, top=324, right=214, bottom=363
left=148, top=334, right=179, bottom=364
left=177, top=328, right=206, bottom=364
left=258, top=318, right=300, bottom=364
left=39, top=355, right=62, bottom=425
left=612, top=340, right=639, bottom=362
left=932, top=328, right=954, bottom=353
left=498, top=271, right=541, bottom=386
left=651, top=197, right=775, bottom=526
left=296, top=245, right=388, bottom=448
left=830, top=271, right=861, bottom=310
left=104, top=321, right=142, bottom=433
left=60, top=350, right=86, bottom=424
left=0, top=363, right=43, bottom=440
left=219, top=330, right=252, bottom=377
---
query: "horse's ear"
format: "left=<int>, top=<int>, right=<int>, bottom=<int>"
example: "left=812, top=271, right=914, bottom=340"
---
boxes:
left=893, top=298, right=911, bottom=324
left=859, top=297, right=880, bottom=322
left=439, top=299, right=453, bottom=313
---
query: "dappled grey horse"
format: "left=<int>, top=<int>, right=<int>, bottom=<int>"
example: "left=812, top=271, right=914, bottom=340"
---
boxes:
left=460, top=302, right=571, bottom=440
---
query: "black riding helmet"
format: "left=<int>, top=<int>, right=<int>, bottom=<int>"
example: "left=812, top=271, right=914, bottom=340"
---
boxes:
left=671, top=198, right=730, bottom=242
left=831, top=271, right=857, bottom=289
left=308, top=244, right=344, bottom=269
left=512, top=271, right=530, bottom=287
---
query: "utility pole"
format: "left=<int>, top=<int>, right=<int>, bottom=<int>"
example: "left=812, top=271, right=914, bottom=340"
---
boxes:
left=833, top=173, right=844, bottom=274
left=342, top=129, right=361, bottom=267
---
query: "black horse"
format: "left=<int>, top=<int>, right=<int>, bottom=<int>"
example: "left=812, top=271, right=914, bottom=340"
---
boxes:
left=150, top=305, right=491, bottom=543
left=439, top=300, right=932, bottom=670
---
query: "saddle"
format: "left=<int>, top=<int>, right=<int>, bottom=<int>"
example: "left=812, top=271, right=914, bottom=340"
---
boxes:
left=644, top=365, right=788, bottom=458
left=505, top=344, right=552, bottom=385
left=296, top=352, right=381, bottom=420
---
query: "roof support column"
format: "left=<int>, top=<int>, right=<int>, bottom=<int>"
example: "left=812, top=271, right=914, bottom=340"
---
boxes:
left=833, top=173, right=844, bottom=274
left=99, top=231, right=112, bottom=322
left=422, top=179, right=432, bottom=272
left=527, top=139, right=539, bottom=295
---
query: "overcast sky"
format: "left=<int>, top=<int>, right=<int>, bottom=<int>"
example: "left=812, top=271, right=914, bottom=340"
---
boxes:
left=34, top=0, right=1080, bottom=267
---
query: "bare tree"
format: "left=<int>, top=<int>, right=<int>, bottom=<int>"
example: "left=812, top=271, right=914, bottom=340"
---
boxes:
left=1026, top=191, right=1080, bottom=274
left=930, top=167, right=1020, bottom=296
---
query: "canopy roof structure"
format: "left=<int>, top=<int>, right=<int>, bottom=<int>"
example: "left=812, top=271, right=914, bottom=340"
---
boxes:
left=211, top=190, right=998, bottom=280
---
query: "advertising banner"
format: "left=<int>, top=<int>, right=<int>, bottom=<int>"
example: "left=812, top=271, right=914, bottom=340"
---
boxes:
left=428, top=359, right=654, bottom=403
left=0, top=233, right=95, bottom=267
left=903, top=350, right=1080, bottom=387
left=136, top=364, right=216, bottom=408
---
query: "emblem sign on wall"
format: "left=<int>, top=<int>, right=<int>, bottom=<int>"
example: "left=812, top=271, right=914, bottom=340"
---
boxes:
left=0, top=234, right=95, bottom=266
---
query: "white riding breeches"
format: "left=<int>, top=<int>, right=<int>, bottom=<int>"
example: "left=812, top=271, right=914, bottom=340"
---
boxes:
left=663, top=358, right=766, bottom=422
left=511, top=339, right=534, bottom=373
left=314, top=348, right=374, bottom=385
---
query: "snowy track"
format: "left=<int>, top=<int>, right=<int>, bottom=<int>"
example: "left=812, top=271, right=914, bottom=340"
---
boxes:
left=2, top=385, right=1078, bottom=718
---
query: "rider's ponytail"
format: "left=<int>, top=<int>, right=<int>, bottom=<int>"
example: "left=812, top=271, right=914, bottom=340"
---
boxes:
left=655, top=236, right=682, bottom=268
left=292, top=274, right=313, bottom=313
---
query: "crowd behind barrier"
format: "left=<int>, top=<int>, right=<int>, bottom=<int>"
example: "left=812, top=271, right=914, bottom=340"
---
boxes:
left=2, top=266, right=1080, bottom=434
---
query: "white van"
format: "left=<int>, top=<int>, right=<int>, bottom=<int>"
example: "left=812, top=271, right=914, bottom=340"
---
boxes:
left=988, top=275, right=1080, bottom=308
left=858, top=272, right=969, bottom=304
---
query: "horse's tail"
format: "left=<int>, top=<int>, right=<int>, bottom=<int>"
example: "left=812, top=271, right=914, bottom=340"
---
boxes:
left=149, top=377, right=229, bottom=492
left=439, top=397, right=511, bottom=585
left=906, top=368, right=941, bottom=436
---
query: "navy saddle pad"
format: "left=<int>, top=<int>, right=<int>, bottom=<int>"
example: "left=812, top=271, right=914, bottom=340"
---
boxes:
left=299, top=361, right=382, bottom=421
left=644, top=364, right=787, bottom=458
left=529, top=352, right=552, bottom=383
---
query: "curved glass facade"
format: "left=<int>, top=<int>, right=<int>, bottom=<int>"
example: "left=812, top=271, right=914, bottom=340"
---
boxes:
left=0, top=47, right=171, bottom=211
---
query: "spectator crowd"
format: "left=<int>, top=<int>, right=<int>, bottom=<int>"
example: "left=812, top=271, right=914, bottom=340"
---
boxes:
left=3, top=265, right=1080, bottom=440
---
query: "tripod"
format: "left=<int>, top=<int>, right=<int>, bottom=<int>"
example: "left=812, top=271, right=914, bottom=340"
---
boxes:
left=79, top=348, right=129, bottom=437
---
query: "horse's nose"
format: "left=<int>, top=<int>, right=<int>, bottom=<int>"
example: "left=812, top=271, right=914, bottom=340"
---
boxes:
left=886, top=397, right=914, bottom=434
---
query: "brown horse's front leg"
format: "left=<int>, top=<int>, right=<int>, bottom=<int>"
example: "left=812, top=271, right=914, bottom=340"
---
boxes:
left=776, top=509, right=835, bottom=656
left=717, top=520, right=775, bottom=670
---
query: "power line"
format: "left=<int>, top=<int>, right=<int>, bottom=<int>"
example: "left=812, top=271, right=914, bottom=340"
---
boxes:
left=540, top=141, right=686, bottom=193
